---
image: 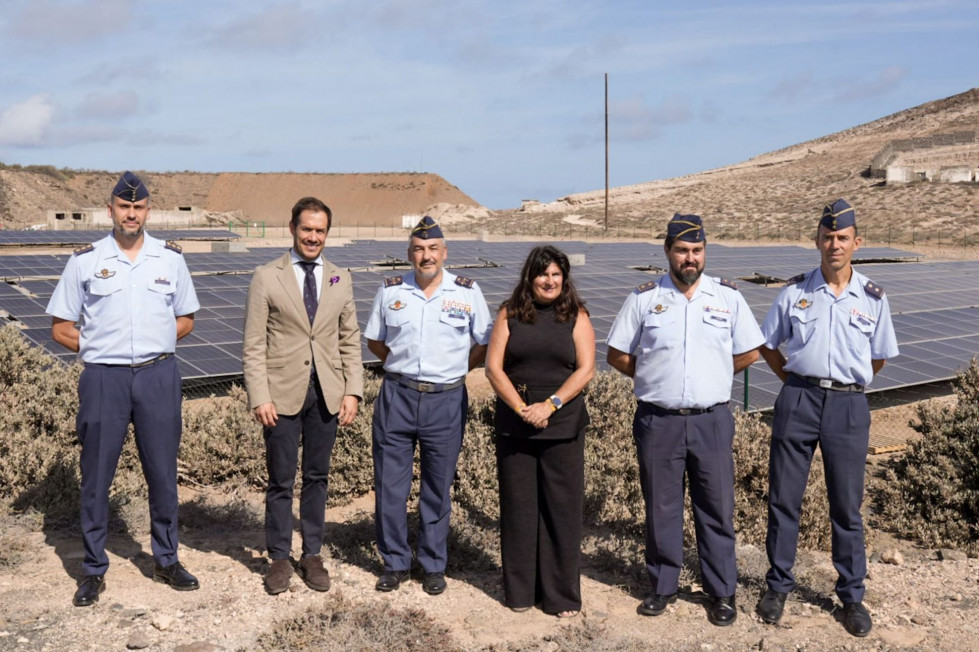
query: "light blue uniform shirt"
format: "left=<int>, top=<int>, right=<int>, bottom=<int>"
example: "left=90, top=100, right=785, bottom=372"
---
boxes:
left=761, top=267, right=899, bottom=387
left=364, top=270, right=492, bottom=384
left=46, top=233, right=200, bottom=365
left=607, top=274, right=765, bottom=409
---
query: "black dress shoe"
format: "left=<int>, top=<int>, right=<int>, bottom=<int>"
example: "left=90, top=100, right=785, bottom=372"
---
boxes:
left=707, top=595, right=737, bottom=626
left=841, top=602, right=872, bottom=637
left=422, top=572, right=446, bottom=595
left=153, top=562, right=200, bottom=591
left=757, top=589, right=787, bottom=624
left=73, top=575, right=105, bottom=607
left=375, top=570, right=410, bottom=592
left=638, top=592, right=677, bottom=616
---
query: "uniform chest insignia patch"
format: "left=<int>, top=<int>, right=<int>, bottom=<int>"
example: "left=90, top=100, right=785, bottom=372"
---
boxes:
left=851, top=308, right=876, bottom=325
left=94, top=268, right=116, bottom=279
left=389, top=300, right=407, bottom=310
left=651, top=304, right=668, bottom=314
left=442, top=299, right=472, bottom=318
left=154, top=277, right=171, bottom=286
left=704, top=305, right=731, bottom=314
left=454, top=276, right=474, bottom=288
left=384, top=275, right=403, bottom=288
left=794, top=298, right=811, bottom=309
left=636, top=281, right=658, bottom=294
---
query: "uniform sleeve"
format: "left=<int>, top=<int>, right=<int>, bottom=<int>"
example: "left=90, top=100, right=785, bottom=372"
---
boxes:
left=171, top=254, right=200, bottom=316
left=760, top=289, right=791, bottom=350
left=730, top=291, right=765, bottom=355
left=363, top=286, right=386, bottom=341
left=606, top=291, right=643, bottom=354
left=468, top=283, right=493, bottom=346
left=870, top=294, right=900, bottom=360
left=45, top=255, right=84, bottom=321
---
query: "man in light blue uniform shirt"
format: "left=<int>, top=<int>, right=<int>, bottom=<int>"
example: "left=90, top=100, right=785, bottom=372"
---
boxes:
left=46, top=171, right=200, bottom=607
left=756, top=199, right=899, bottom=638
left=607, top=214, right=764, bottom=626
left=365, top=216, right=492, bottom=595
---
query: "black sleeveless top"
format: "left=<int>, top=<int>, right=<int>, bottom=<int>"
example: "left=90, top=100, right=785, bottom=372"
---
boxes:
left=494, top=302, right=589, bottom=440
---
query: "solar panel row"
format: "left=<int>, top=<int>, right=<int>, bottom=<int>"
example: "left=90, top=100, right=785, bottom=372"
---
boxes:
left=1, top=241, right=975, bottom=410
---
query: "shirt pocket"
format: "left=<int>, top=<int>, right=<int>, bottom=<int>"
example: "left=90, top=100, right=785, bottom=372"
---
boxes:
left=640, top=309, right=679, bottom=352
left=702, top=309, right=732, bottom=334
left=789, top=308, right=818, bottom=345
left=88, top=277, right=122, bottom=298
left=439, top=309, right=470, bottom=332
left=846, top=310, right=874, bottom=356
left=147, top=279, right=176, bottom=307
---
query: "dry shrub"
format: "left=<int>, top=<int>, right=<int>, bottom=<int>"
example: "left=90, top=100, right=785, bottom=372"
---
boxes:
left=326, top=371, right=381, bottom=505
left=180, top=386, right=265, bottom=487
left=256, top=591, right=459, bottom=652
left=873, top=359, right=979, bottom=555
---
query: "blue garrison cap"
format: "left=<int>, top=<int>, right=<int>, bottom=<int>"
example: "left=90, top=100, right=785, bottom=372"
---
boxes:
left=666, top=213, right=705, bottom=242
left=820, top=199, right=856, bottom=231
left=112, top=171, right=149, bottom=202
left=410, top=215, right=444, bottom=240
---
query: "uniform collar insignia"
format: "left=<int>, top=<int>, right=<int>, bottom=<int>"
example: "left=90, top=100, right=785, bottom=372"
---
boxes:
left=651, top=304, right=668, bottom=314
left=94, top=268, right=116, bottom=279
left=794, top=298, right=811, bottom=309
left=154, top=277, right=171, bottom=285
left=389, top=300, right=406, bottom=310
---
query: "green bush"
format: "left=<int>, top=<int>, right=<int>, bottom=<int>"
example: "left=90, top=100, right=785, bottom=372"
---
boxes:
left=873, top=359, right=979, bottom=555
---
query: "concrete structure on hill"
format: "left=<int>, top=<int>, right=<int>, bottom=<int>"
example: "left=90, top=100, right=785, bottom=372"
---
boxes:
left=871, top=132, right=979, bottom=184
left=46, top=206, right=204, bottom=229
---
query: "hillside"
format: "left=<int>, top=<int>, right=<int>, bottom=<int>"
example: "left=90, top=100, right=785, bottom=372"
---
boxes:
left=488, top=88, right=979, bottom=243
left=0, top=170, right=479, bottom=228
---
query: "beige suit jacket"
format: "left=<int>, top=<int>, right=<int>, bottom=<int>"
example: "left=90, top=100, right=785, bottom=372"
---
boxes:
left=242, top=251, right=364, bottom=415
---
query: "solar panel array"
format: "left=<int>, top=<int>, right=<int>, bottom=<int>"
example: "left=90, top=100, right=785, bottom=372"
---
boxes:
left=0, top=229, right=240, bottom=247
left=1, top=240, right=976, bottom=410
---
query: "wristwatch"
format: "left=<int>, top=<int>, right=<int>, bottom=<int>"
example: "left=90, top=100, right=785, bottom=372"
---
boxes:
left=548, top=395, right=563, bottom=411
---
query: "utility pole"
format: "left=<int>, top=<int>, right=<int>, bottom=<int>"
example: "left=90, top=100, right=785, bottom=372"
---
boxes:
left=605, top=73, right=609, bottom=233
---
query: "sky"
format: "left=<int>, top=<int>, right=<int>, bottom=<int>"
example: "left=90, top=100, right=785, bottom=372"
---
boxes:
left=0, top=1, right=976, bottom=210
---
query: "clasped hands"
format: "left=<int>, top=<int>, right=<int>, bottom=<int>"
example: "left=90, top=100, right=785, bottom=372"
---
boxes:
left=519, top=401, right=552, bottom=429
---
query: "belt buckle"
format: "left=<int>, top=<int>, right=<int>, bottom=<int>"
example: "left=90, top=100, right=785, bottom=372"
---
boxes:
left=818, top=379, right=833, bottom=389
left=417, top=382, right=435, bottom=392
left=677, top=408, right=692, bottom=416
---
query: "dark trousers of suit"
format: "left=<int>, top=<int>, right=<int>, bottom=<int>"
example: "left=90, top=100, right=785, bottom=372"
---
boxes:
left=372, top=379, right=466, bottom=574
left=264, top=377, right=338, bottom=560
left=765, top=374, right=870, bottom=603
left=76, top=356, right=182, bottom=576
left=633, top=403, right=738, bottom=598
left=496, top=433, right=584, bottom=614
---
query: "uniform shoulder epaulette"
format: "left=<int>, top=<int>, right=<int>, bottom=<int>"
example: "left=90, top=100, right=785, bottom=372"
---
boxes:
left=863, top=280, right=885, bottom=299
left=635, top=280, right=657, bottom=293
left=73, top=243, right=95, bottom=256
left=383, top=275, right=403, bottom=288
left=454, top=276, right=474, bottom=288
left=786, top=273, right=806, bottom=285
left=164, top=240, right=183, bottom=254
left=718, top=277, right=738, bottom=290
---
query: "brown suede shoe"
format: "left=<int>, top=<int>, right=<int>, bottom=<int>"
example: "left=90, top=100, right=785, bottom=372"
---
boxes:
left=265, top=558, right=294, bottom=595
left=297, top=554, right=331, bottom=592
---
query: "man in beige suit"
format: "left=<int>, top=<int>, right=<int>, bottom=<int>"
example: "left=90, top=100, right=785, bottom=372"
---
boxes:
left=243, top=196, right=364, bottom=595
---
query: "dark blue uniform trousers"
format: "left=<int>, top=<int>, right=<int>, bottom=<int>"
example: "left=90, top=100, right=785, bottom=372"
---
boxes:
left=264, top=377, right=337, bottom=560
left=76, top=356, right=182, bottom=576
left=765, top=374, right=871, bottom=603
left=633, top=403, right=737, bottom=598
left=372, top=379, right=466, bottom=574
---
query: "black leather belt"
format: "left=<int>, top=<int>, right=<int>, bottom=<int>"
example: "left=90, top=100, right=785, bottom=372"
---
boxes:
left=641, top=401, right=727, bottom=416
left=92, top=352, right=173, bottom=369
left=386, top=372, right=465, bottom=393
left=793, top=373, right=864, bottom=393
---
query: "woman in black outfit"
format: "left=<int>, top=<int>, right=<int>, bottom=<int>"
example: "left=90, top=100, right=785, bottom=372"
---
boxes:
left=485, top=245, right=596, bottom=618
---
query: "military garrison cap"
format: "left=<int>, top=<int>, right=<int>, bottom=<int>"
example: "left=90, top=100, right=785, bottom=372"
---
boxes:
left=410, top=215, right=444, bottom=240
left=820, top=199, right=855, bottom=231
left=667, top=213, right=705, bottom=243
left=112, top=171, right=149, bottom=202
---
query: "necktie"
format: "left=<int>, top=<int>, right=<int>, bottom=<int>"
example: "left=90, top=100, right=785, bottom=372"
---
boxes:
left=299, top=261, right=318, bottom=325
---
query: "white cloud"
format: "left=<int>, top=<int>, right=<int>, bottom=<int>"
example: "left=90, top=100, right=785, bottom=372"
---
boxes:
left=0, top=94, right=55, bottom=146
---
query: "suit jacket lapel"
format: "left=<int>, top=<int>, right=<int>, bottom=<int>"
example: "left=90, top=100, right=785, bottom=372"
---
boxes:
left=312, top=255, right=337, bottom=330
left=275, top=252, right=310, bottom=331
